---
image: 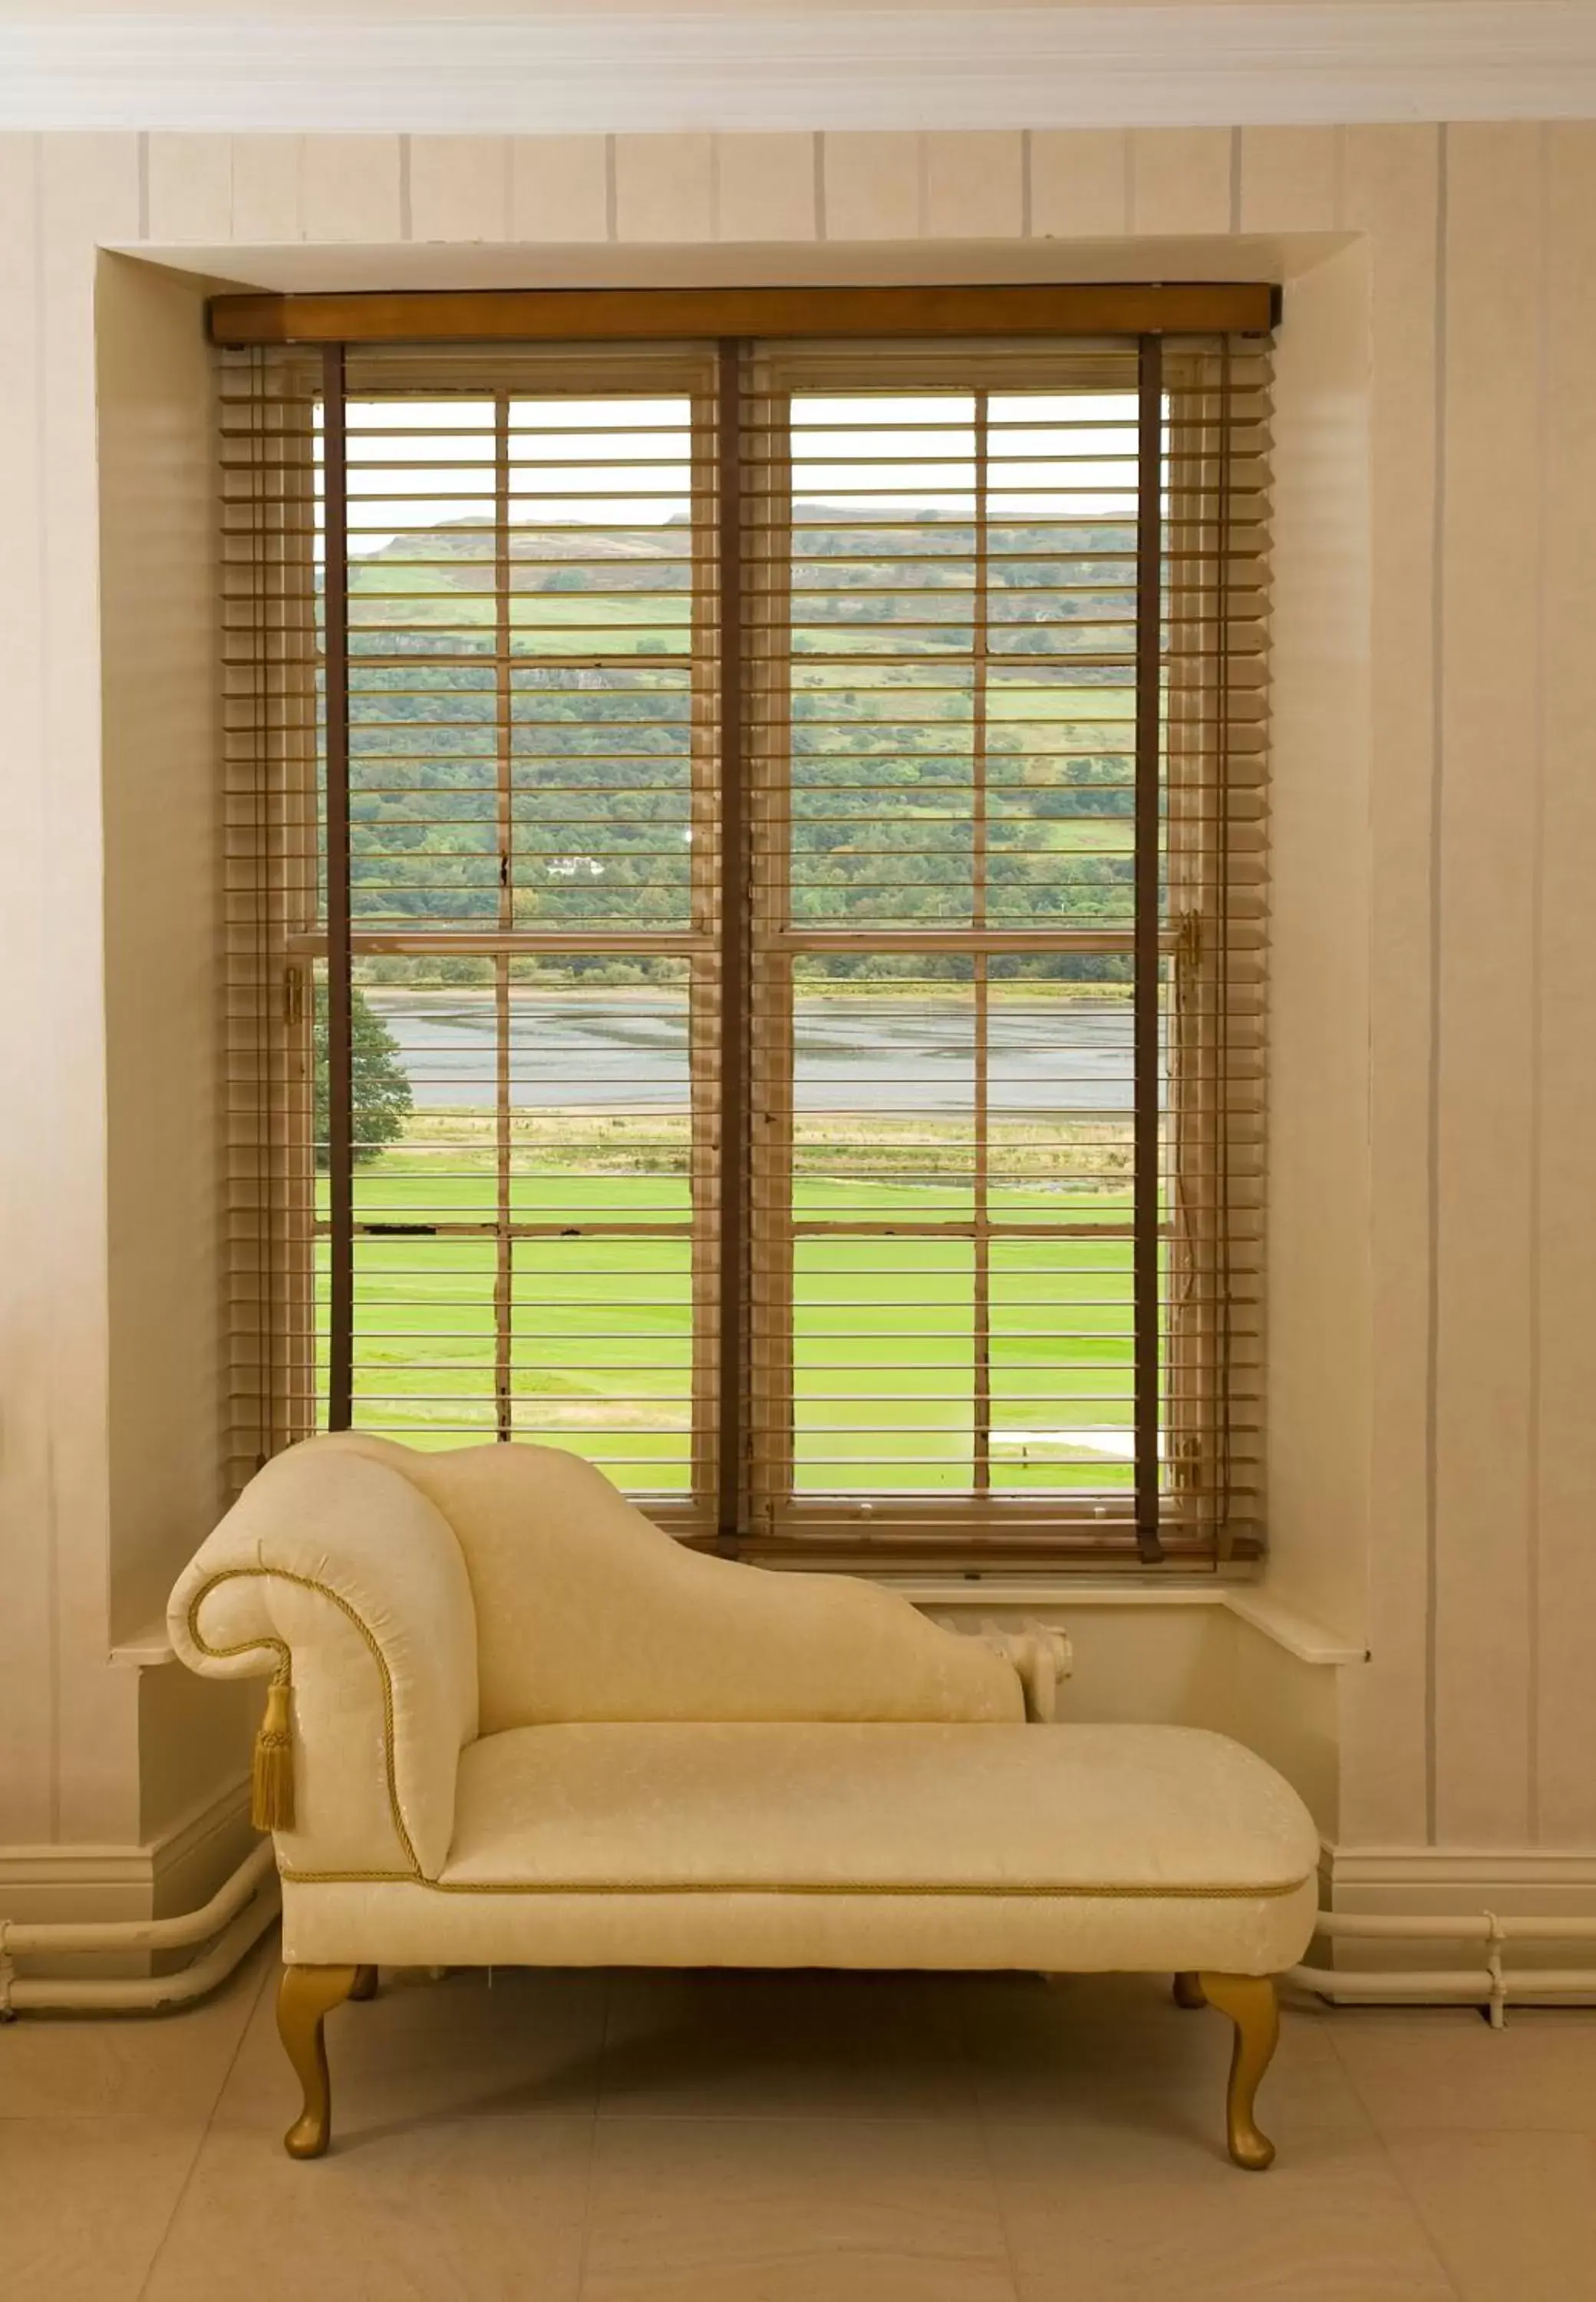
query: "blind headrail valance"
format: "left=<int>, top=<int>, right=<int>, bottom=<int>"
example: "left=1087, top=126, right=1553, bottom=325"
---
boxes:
left=208, top=282, right=1280, bottom=349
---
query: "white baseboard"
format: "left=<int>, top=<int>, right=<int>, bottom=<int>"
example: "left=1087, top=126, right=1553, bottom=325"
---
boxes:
left=1323, top=1842, right=1596, bottom=1977
left=1329, top=1842, right=1596, bottom=1908
left=0, top=1777, right=256, bottom=1963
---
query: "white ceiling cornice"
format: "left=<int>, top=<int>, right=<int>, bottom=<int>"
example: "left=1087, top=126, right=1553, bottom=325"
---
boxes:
left=4, top=5, right=1596, bottom=135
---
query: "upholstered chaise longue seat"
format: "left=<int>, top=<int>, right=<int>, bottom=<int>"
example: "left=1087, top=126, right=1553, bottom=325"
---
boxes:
left=169, top=1435, right=1319, bottom=2169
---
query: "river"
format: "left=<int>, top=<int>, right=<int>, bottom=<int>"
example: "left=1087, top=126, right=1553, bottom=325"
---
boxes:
left=364, top=991, right=1158, bottom=1116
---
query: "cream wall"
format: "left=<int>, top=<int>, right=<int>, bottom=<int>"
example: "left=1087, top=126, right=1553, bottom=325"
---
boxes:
left=97, top=252, right=226, bottom=1649
left=97, top=252, right=261, bottom=1878
left=1261, top=232, right=1373, bottom=1651
left=2, top=120, right=1594, bottom=1914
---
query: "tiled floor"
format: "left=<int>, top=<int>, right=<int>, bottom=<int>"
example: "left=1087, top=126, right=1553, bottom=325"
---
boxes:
left=4, top=1937, right=1594, bottom=2300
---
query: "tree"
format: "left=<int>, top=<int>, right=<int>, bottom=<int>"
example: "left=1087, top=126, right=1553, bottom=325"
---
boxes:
left=313, top=984, right=413, bottom=1168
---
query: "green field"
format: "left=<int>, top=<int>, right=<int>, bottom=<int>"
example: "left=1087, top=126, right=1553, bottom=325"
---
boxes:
left=323, top=1117, right=1139, bottom=1499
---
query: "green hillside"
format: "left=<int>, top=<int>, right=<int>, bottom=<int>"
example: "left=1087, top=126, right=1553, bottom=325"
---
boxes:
left=343, top=507, right=1139, bottom=978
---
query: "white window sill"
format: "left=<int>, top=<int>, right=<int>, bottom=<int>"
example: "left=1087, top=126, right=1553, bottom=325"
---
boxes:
left=887, top=1579, right=1366, bottom=1667
left=110, top=1621, right=179, bottom=1667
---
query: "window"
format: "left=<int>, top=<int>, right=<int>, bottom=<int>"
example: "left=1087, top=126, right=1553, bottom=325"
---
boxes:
left=219, top=289, right=1270, bottom=1569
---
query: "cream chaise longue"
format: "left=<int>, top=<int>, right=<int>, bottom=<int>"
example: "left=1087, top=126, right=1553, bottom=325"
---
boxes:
left=169, top=1433, right=1319, bottom=2169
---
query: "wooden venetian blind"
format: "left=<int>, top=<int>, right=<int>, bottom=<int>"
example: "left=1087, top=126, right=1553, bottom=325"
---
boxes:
left=219, top=300, right=1270, bottom=1568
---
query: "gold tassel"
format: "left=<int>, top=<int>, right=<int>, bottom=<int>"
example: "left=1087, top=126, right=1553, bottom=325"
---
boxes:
left=251, top=1675, right=295, bottom=1832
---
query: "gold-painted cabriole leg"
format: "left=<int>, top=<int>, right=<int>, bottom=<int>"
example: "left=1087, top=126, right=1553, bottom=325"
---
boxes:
left=350, top=1964, right=379, bottom=2002
left=276, top=1963, right=358, bottom=2159
left=1197, top=1971, right=1280, bottom=2171
left=1172, top=1971, right=1206, bottom=2010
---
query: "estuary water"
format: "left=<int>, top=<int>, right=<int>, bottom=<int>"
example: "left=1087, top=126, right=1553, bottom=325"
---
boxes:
left=364, top=991, right=1156, bottom=1116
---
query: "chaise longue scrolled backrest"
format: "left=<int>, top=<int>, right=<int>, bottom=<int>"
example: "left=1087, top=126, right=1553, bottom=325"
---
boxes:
left=169, top=1433, right=1320, bottom=2168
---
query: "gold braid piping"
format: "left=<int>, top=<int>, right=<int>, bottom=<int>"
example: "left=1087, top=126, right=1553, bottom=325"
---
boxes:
left=280, top=1868, right=1314, bottom=1901
left=185, top=1568, right=426, bottom=1878
left=187, top=1575, right=1313, bottom=1909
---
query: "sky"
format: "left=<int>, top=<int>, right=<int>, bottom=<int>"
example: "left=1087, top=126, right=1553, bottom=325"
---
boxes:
left=318, top=391, right=1143, bottom=556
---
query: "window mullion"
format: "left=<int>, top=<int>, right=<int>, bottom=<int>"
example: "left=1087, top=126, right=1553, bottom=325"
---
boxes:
left=1133, top=335, right=1166, bottom=1563
left=971, top=390, right=991, bottom=1499
left=715, top=339, right=752, bottom=1543
left=974, top=954, right=991, bottom=1497
left=744, top=358, right=795, bottom=1539
left=493, top=391, right=514, bottom=1443
left=321, top=342, right=354, bottom=1432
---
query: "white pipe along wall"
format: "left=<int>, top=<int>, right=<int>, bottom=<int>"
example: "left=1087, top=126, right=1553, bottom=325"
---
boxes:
left=1291, top=1911, right=1596, bottom=2025
left=0, top=1839, right=279, bottom=2014
left=4, top=1843, right=1596, bottom=2018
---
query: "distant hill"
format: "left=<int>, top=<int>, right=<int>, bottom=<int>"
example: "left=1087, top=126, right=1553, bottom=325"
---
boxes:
left=350, top=509, right=1136, bottom=599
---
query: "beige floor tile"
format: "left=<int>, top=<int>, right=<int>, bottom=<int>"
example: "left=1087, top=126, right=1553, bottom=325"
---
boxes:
left=0, top=1936, right=272, bottom=2119
left=598, top=1969, right=976, bottom=2122
left=1387, top=2129, right=1596, bottom=2302
left=580, top=2113, right=1018, bottom=2302
left=0, top=2116, right=206, bottom=2301
left=15, top=1965, right=1596, bottom=2300
left=1331, top=2007, right=1596, bottom=2134
left=141, top=2111, right=592, bottom=2302
left=991, top=2121, right=1458, bottom=2300
left=958, top=1972, right=1371, bottom=2145
left=216, top=1964, right=608, bottom=2139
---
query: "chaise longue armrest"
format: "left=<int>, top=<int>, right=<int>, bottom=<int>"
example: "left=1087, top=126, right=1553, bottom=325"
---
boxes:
left=167, top=1446, right=479, bottom=1878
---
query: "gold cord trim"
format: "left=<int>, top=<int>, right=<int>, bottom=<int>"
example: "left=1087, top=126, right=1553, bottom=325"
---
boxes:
left=187, top=1574, right=1311, bottom=1911
left=184, top=1569, right=426, bottom=1878
left=280, top=1867, right=1314, bottom=1901
left=252, top=1674, right=297, bottom=1831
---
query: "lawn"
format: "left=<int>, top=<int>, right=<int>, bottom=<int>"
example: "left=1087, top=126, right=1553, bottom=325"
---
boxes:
left=323, top=1129, right=1138, bottom=1500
